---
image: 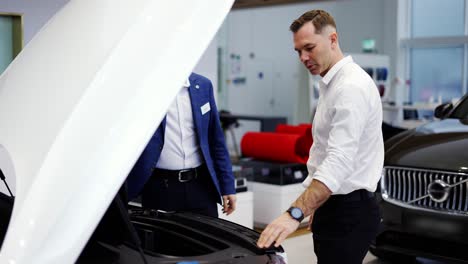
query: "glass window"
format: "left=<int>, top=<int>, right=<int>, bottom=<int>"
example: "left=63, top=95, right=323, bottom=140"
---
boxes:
left=410, top=47, right=463, bottom=103
left=412, top=0, right=464, bottom=38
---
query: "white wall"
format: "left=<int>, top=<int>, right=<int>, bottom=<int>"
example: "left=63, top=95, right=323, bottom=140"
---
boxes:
left=220, top=0, right=392, bottom=125
left=332, top=0, right=386, bottom=54
left=194, top=38, right=218, bottom=97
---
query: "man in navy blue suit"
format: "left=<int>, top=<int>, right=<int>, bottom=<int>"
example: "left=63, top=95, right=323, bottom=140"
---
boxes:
left=127, top=72, right=236, bottom=217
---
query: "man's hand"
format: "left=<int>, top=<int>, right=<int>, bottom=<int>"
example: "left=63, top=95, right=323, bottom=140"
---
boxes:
left=257, top=179, right=331, bottom=248
left=222, top=194, right=237, bottom=215
left=257, top=213, right=300, bottom=248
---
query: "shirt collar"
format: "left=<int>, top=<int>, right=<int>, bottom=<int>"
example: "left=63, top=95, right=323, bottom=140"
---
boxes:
left=183, top=78, right=190, bottom=88
left=321, top=55, right=353, bottom=86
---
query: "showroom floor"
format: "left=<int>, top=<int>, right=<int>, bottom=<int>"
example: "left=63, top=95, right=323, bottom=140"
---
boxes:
left=281, top=230, right=453, bottom=264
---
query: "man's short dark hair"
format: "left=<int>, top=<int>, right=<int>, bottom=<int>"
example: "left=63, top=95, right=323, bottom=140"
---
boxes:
left=290, top=10, right=337, bottom=34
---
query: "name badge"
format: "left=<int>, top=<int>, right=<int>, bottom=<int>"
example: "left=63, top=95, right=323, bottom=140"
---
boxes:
left=201, top=102, right=211, bottom=115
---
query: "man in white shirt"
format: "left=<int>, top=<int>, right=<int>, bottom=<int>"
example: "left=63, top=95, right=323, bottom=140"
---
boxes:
left=257, top=10, right=384, bottom=264
left=127, top=72, right=237, bottom=218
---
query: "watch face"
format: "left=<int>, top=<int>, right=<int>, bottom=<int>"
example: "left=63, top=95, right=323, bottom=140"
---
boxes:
left=291, top=208, right=302, bottom=218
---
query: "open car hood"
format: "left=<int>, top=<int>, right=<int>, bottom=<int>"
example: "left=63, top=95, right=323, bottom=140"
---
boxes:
left=0, top=0, right=233, bottom=263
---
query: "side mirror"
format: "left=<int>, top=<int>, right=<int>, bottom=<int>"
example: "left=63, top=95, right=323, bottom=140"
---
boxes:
left=434, top=102, right=453, bottom=119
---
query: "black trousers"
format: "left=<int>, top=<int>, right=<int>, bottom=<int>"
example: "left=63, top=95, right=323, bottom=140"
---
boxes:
left=141, top=165, right=219, bottom=217
left=311, top=190, right=381, bottom=264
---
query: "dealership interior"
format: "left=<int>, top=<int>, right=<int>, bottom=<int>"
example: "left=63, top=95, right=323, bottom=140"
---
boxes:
left=0, top=0, right=467, bottom=263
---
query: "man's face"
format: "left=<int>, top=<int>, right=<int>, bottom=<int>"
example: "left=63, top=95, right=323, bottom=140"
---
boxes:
left=293, top=22, right=333, bottom=77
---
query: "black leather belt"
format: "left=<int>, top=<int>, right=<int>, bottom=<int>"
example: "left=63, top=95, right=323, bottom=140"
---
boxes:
left=152, top=164, right=205, bottom=183
left=329, top=189, right=374, bottom=202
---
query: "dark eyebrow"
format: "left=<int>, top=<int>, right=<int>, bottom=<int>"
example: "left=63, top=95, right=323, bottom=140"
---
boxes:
left=295, top=43, right=314, bottom=52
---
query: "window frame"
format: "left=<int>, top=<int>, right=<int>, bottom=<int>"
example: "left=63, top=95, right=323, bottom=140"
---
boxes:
left=400, top=0, right=468, bottom=103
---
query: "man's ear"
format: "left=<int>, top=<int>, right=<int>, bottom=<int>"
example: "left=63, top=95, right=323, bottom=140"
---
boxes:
left=329, top=32, right=338, bottom=46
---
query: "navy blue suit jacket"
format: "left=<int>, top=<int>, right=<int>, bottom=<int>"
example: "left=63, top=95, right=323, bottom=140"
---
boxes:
left=127, top=73, right=235, bottom=202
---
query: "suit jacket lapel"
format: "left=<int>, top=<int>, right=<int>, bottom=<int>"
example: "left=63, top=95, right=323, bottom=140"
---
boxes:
left=188, top=82, right=202, bottom=142
left=160, top=116, right=167, bottom=136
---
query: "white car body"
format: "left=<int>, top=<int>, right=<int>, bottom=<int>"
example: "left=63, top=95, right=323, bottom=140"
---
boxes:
left=0, top=1, right=233, bottom=263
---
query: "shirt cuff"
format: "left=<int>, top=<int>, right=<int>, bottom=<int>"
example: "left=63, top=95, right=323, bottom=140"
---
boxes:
left=312, top=173, right=340, bottom=193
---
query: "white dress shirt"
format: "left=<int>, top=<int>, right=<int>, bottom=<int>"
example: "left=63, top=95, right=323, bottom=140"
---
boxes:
left=303, top=56, right=384, bottom=194
left=156, top=79, right=203, bottom=170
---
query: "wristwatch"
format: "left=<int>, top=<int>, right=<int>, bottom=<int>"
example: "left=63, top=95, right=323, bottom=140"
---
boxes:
left=286, top=206, right=304, bottom=222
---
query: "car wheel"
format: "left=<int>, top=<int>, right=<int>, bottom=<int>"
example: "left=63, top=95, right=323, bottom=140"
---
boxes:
left=369, top=247, right=416, bottom=263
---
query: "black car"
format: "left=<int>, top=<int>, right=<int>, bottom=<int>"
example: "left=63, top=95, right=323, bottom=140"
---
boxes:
left=370, top=95, right=468, bottom=263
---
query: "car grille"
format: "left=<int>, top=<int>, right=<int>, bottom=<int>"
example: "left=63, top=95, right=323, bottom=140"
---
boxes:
left=381, top=166, right=468, bottom=216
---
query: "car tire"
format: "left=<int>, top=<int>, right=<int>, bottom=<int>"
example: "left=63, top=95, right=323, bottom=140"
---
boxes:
left=369, top=247, right=416, bottom=263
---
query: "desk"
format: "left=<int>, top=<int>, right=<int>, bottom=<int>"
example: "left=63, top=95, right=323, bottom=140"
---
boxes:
left=219, top=113, right=287, bottom=132
left=382, top=102, right=439, bottom=128
left=397, top=120, right=428, bottom=129
left=382, top=102, right=440, bottom=112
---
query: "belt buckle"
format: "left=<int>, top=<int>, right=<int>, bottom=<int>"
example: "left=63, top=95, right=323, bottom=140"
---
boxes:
left=178, top=169, right=192, bottom=182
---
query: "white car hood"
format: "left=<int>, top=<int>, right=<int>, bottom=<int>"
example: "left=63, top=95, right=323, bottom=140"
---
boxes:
left=0, top=0, right=233, bottom=263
